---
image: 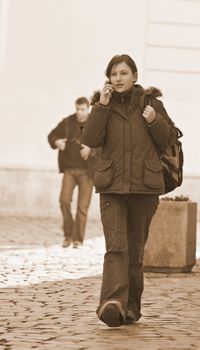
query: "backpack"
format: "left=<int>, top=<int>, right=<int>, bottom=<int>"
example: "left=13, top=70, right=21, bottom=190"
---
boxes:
left=144, top=95, right=184, bottom=194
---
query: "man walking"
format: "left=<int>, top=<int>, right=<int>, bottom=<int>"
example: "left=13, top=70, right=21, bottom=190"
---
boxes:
left=48, top=97, right=96, bottom=248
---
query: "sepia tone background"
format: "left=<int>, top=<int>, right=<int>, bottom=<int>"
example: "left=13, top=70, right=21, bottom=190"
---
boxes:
left=0, top=0, right=199, bottom=217
left=0, top=2, right=200, bottom=348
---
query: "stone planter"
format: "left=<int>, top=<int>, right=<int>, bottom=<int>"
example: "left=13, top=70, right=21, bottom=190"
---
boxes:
left=144, top=200, right=197, bottom=273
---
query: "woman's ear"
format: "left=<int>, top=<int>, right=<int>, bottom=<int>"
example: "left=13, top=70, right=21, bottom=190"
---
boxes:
left=133, top=71, right=138, bottom=83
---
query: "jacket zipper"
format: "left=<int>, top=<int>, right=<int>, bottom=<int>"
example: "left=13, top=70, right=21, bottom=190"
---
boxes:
left=122, top=94, right=132, bottom=192
left=129, top=120, right=133, bottom=192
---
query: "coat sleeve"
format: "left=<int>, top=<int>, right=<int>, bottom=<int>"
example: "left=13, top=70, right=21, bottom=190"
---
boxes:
left=81, top=104, right=110, bottom=148
left=48, top=119, right=66, bottom=149
left=146, top=99, right=178, bottom=148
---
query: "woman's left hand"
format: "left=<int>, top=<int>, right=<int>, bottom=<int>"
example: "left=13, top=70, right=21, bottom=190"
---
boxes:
left=143, top=105, right=156, bottom=124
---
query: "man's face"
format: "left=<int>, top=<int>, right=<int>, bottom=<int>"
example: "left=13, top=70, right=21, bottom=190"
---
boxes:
left=76, top=103, right=89, bottom=123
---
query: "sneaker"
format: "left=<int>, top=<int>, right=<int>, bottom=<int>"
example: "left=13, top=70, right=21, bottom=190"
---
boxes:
left=62, top=239, right=71, bottom=248
left=100, top=301, right=124, bottom=328
left=73, top=241, right=82, bottom=249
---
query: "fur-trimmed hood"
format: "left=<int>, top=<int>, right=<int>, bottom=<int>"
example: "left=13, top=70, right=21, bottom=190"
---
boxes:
left=143, top=86, right=162, bottom=98
left=90, top=85, right=162, bottom=106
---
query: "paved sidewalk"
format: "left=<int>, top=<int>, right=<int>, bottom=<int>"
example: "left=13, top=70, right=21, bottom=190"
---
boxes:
left=0, top=217, right=200, bottom=350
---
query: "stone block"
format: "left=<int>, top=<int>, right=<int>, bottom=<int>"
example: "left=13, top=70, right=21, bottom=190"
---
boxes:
left=144, top=201, right=197, bottom=273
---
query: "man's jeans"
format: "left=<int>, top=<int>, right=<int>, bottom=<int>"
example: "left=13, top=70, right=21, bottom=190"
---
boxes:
left=59, top=168, right=93, bottom=243
left=97, top=193, right=159, bottom=320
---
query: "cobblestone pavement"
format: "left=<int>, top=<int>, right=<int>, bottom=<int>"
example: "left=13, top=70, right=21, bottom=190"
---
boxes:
left=0, top=217, right=104, bottom=287
left=0, top=217, right=200, bottom=350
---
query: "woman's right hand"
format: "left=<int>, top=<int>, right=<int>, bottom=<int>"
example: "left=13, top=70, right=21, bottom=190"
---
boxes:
left=99, top=81, right=114, bottom=106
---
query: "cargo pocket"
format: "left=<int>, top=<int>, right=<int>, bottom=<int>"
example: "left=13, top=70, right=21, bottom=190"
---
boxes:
left=144, top=159, right=164, bottom=189
left=100, top=194, right=126, bottom=251
left=94, top=160, right=113, bottom=188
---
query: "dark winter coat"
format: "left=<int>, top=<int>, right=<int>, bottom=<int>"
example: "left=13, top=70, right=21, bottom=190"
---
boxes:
left=48, top=114, right=97, bottom=178
left=81, top=84, right=178, bottom=194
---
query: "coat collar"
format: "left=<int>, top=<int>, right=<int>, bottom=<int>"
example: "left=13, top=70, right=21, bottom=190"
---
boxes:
left=91, top=85, right=162, bottom=121
left=110, top=84, right=145, bottom=121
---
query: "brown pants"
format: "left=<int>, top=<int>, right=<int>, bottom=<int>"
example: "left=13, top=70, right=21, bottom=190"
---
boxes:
left=97, top=193, right=159, bottom=320
left=59, top=168, right=93, bottom=243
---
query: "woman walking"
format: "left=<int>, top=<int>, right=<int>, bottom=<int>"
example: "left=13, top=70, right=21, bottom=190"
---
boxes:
left=82, top=54, right=178, bottom=327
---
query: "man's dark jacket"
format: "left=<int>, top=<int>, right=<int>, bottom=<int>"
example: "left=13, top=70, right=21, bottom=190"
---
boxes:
left=48, top=114, right=97, bottom=178
left=81, top=85, right=178, bottom=194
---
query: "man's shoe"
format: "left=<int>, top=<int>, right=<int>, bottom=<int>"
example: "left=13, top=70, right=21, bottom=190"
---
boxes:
left=62, top=239, right=71, bottom=248
left=100, top=302, right=124, bottom=328
left=73, top=241, right=82, bottom=249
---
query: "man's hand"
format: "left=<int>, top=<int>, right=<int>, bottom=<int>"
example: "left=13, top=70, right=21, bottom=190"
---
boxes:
left=80, top=144, right=91, bottom=160
left=55, top=138, right=67, bottom=151
left=143, top=105, right=156, bottom=124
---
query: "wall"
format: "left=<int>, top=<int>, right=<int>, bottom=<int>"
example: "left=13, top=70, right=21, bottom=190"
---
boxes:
left=0, top=168, right=199, bottom=220
left=0, top=0, right=199, bottom=218
left=144, top=0, right=200, bottom=175
left=0, top=0, right=147, bottom=169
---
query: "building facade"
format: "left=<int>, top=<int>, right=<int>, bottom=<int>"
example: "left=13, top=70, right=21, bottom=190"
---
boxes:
left=0, top=0, right=199, bottom=217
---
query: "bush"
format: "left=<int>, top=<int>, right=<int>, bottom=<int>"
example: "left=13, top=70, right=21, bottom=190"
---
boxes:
left=161, top=195, right=190, bottom=202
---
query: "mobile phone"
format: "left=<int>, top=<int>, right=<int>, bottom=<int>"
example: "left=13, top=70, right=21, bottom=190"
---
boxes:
left=105, top=79, right=113, bottom=95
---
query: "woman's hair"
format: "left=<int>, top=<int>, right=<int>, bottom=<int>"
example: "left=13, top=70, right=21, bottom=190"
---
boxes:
left=105, top=54, right=138, bottom=78
left=90, top=54, right=138, bottom=106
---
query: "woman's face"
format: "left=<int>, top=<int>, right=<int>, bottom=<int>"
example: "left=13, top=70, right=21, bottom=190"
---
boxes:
left=109, top=61, right=137, bottom=93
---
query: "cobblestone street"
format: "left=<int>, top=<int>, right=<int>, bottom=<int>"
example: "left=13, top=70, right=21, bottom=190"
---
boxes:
left=0, top=217, right=200, bottom=350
